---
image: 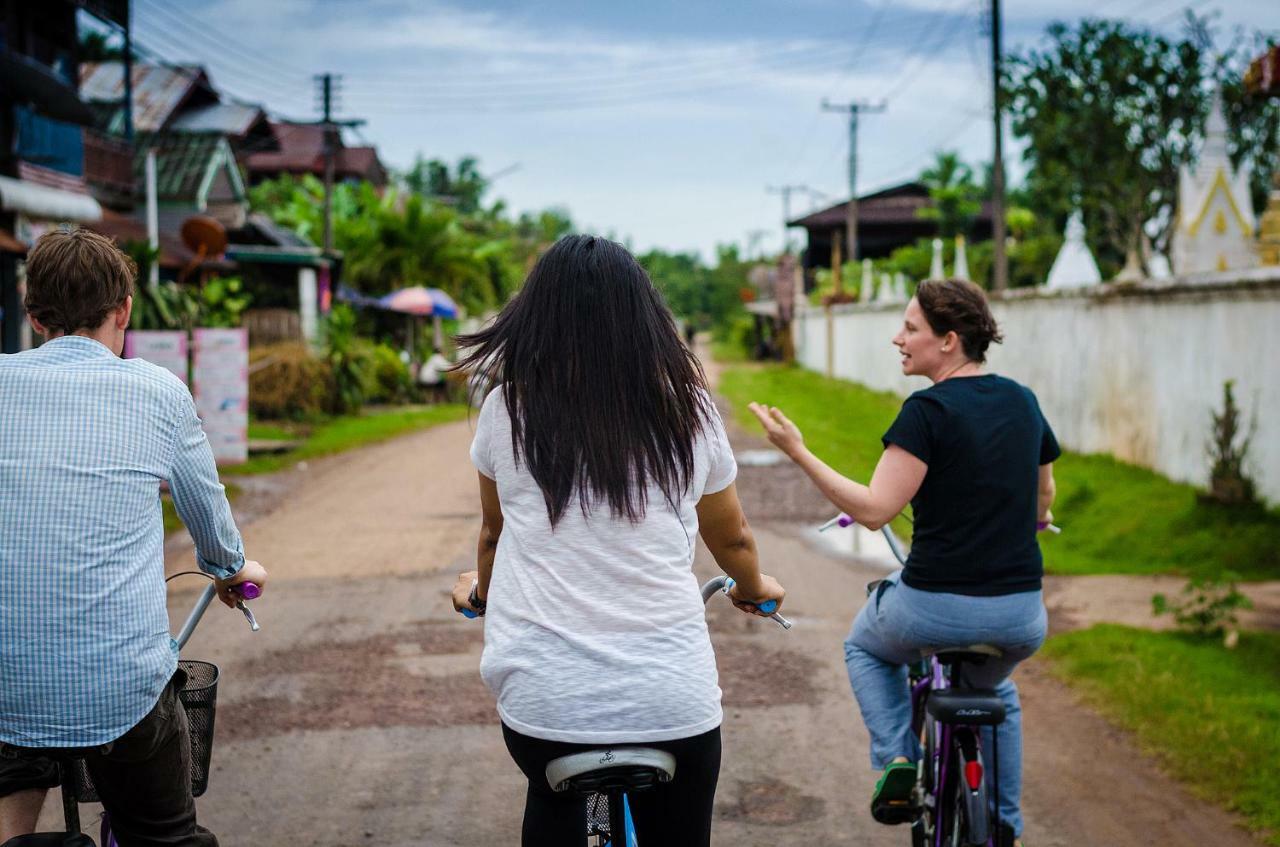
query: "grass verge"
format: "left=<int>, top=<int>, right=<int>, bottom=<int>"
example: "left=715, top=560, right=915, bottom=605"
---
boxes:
left=225, top=404, right=469, bottom=476
left=1043, top=625, right=1280, bottom=844
left=717, top=363, right=1280, bottom=580
left=160, top=405, right=466, bottom=535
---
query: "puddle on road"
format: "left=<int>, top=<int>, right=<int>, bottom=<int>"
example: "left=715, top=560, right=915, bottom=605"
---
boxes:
left=735, top=449, right=788, bottom=467
left=717, top=778, right=826, bottom=826
left=809, top=523, right=902, bottom=572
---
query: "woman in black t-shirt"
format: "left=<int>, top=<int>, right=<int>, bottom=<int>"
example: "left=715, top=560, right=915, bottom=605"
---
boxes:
left=749, top=279, right=1057, bottom=847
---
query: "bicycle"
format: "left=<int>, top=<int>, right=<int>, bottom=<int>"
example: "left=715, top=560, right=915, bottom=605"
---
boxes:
left=821, top=513, right=1055, bottom=847
left=0, top=575, right=261, bottom=847
left=459, top=575, right=790, bottom=846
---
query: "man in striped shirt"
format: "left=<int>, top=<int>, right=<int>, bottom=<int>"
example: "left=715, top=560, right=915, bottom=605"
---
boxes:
left=0, top=229, right=268, bottom=846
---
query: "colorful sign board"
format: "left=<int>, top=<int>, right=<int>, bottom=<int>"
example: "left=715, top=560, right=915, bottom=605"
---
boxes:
left=192, top=328, right=248, bottom=465
left=124, top=330, right=188, bottom=383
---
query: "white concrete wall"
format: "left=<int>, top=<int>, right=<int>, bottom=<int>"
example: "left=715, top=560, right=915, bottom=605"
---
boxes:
left=794, top=275, right=1280, bottom=503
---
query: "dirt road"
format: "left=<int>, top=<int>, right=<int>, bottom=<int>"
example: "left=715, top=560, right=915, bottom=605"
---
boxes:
left=42, top=413, right=1264, bottom=845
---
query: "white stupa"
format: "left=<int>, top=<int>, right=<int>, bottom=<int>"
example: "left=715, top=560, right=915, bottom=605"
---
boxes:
left=1172, top=89, right=1258, bottom=274
left=929, top=238, right=945, bottom=279
left=953, top=235, right=970, bottom=281
left=893, top=272, right=908, bottom=301
left=860, top=259, right=875, bottom=302
left=1045, top=211, right=1102, bottom=289
left=875, top=272, right=894, bottom=303
left=1148, top=252, right=1173, bottom=280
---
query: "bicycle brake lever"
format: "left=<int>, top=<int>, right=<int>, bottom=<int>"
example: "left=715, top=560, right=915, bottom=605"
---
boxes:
left=235, top=599, right=260, bottom=632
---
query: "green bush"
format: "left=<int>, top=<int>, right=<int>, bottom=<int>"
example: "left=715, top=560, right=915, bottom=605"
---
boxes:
left=322, top=305, right=377, bottom=414
left=368, top=343, right=412, bottom=404
left=248, top=342, right=331, bottom=420
left=711, top=313, right=756, bottom=361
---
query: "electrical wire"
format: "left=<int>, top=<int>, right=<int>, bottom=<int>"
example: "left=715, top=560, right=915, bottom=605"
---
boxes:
left=134, top=0, right=311, bottom=79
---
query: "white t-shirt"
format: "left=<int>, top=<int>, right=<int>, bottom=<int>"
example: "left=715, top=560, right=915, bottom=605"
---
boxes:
left=470, top=388, right=737, bottom=744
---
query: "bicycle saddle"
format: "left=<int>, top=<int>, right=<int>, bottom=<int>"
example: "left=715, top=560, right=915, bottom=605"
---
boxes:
left=546, top=747, right=677, bottom=795
left=926, top=644, right=1003, bottom=666
left=1, top=835, right=95, bottom=847
left=926, top=688, right=1007, bottom=726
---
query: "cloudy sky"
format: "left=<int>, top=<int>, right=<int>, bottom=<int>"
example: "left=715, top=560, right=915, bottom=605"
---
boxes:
left=123, top=0, right=1276, bottom=260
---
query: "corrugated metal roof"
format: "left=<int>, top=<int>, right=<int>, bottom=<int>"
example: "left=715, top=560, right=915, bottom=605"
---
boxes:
left=79, top=62, right=209, bottom=133
left=133, top=133, right=225, bottom=201
left=169, top=102, right=266, bottom=136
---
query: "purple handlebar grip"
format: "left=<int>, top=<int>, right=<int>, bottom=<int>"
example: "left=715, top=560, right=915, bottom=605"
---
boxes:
left=233, top=582, right=261, bottom=600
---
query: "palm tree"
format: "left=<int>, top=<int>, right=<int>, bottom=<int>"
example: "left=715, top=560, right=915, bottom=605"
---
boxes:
left=917, top=151, right=983, bottom=238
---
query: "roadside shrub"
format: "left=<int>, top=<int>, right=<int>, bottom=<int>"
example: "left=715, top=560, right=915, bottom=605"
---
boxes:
left=322, top=305, right=377, bottom=414
left=368, top=343, right=412, bottom=404
left=712, top=313, right=756, bottom=360
left=1152, top=573, right=1253, bottom=647
left=249, top=342, right=331, bottom=420
left=1204, top=380, right=1258, bottom=507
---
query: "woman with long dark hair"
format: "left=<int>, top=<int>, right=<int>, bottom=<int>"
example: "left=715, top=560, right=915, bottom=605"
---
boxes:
left=450, top=234, right=785, bottom=847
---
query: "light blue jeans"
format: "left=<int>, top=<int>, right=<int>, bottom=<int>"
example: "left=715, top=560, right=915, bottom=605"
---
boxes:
left=843, top=570, right=1047, bottom=836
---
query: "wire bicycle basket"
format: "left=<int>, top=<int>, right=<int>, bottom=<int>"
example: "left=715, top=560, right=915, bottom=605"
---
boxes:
left=68, top=660, right=220, bottom=801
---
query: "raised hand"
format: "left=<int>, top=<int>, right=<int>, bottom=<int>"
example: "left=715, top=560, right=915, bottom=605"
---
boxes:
left=747, top=402, right=805, bottom=459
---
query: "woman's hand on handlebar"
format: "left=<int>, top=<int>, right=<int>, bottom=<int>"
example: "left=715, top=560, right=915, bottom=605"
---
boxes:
left=747, top=403, right=805, bottom=459
left=452, top=570, right=484, bottom=617
left=728, top=573, right=786, bottom=617
left=215, top=560, right=267, bottom=608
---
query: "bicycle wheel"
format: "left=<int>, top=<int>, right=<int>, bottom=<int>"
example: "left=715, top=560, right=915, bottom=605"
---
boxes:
left=944, top=731, right=992, bottom=847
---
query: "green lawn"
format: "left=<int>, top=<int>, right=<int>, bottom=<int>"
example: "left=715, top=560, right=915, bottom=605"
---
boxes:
left=1043, top=625, right=1280, bottom=844
left=225, top=404, right=469, bottom=476
left=717, top=363, right=1280, bottom=580
left=159, top=405, right=466, bottom=535
left=247, top=421, right=298, bottom=441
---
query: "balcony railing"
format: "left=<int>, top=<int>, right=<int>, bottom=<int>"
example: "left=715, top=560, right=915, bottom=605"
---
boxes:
left=83, top=129, right=135, bottom=202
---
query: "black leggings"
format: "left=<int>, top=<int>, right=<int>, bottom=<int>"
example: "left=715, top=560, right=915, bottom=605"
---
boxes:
left=501, top=723, right=722, bottom=847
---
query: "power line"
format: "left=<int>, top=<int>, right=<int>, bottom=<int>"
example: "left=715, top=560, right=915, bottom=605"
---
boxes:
left=134, top=0, right=310, bottom=79
left=341, top=18, right=952, bottom=100
left=784, top=0, right=897, bottom=180
left=822, top=99, right=887, bottom=268
left=128, top=27, right=310, bottom=104
left=877, top=0, right=973, bottom=103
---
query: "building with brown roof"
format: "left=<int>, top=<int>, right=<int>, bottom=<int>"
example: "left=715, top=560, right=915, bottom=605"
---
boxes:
left=245, top=121, right=387, bottom=188
left=788, top=181, right=993, bottom=273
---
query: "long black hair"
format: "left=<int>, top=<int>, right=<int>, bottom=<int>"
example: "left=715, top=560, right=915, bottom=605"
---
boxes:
left=455, top=234, right=712, bottom=527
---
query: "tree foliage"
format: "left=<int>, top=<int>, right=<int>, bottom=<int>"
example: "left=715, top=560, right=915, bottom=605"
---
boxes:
left=916, top=151, right=983, bottom=238
left=1003, top=16, right=1280, bottom=272
left=638, top=245, right=749, bottom=330
left=248, top=173, right=570, bottom=316
left=402, top=155, right=488, bottom=215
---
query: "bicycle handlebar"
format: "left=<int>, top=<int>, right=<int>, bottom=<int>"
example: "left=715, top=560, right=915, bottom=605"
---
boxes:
left=820, top=513, right=1059, bottom=569
left=174, top=580, right=261, bottom=650
left=457, top=575, right=791, bottom=629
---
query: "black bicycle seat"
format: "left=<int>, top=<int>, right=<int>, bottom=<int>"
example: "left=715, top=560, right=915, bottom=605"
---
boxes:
left=928, top=645, right=1003, bottom=666
left=926, top=688, right=1007, bottom=726
left=1, top=834, right=95, bottom=847
left=546, top=748, right=677, bottom=795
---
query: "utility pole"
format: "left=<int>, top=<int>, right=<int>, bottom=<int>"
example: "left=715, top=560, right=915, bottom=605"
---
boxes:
left=313, top=74, right=365, bottom=255
left=990, top=0, right=1008, bottom=291
left=766, top=184, right=812, bottom=254
left=822, top=99, right=886, bottom=267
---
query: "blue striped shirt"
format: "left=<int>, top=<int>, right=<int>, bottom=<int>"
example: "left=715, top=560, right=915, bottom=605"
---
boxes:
left=0, top=335, right=244, bottom=747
